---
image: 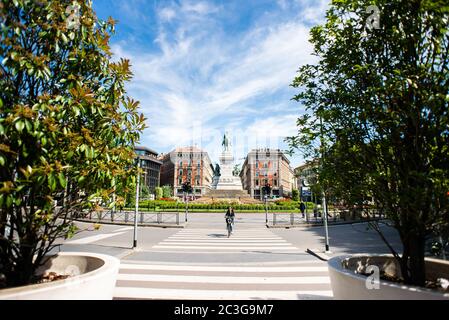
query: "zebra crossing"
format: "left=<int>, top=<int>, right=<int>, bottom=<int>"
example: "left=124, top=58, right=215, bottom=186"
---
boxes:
left=113, top=228, right=333, bottom=299
left=150, top=228, right=298, bottom=252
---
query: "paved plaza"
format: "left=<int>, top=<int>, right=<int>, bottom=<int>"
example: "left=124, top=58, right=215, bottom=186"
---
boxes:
left=56, top=213, right=402, bottom=300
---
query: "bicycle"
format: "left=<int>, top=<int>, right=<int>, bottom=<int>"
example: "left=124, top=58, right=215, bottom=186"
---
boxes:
left=226, top=217, right=233, bottom=238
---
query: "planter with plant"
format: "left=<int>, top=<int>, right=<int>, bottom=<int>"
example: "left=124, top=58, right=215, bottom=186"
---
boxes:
left=287, top=0, right=449, bottom=298
left=0, top=0, right=145, bottom=298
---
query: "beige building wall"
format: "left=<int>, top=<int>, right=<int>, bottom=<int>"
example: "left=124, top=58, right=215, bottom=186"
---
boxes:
left=240, top=148, right=295, bottom=199
left=160, top=146, right=213, bottom=198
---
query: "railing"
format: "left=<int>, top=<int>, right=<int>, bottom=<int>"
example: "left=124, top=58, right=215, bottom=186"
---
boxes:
left=71, top=209, right=183, bottom=226
left=271, top=209, right=384, bottom=226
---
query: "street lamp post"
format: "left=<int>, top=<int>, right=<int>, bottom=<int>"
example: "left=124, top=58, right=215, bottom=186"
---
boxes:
left=322, top=191, right=330, bottom=252
left=264, top=195, right=268, bottom=224
left=319, top=116, right=331, bottom=253
left=263, top=184, right=271, bottom=224
left=133, top=157, right=141, bottom=248
left=182, top=181, right=192, bottom=222
left=185, top=192, right=188, bottom=222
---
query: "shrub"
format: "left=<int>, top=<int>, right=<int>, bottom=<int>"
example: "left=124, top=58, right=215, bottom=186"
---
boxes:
left=161, top=185, right=173, bottom=198
left=292, top=189, right=300, bottom=201
left=154, top=187, right=163, bottom=200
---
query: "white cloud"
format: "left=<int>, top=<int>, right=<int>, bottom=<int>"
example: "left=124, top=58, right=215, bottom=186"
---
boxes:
left=159, top=7, right=176, bottom=22
left=297, top=0, right=330, bottom=25
left=181, top=1, right=219, bottom=15
left=112, top=1, right=327, bottom=165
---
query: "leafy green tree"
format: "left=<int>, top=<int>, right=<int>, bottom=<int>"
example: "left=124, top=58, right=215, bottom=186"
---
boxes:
left=140, top=185, right=150, bottom=199
left=292, top=189, right=300, bottom=202
left=0, top=0, right=145, bottom=287
left=154, top=187, right=163, bottom=200
left=162, top=185, right=172, bottom=198
left=287, top=0, right=449, bottom=286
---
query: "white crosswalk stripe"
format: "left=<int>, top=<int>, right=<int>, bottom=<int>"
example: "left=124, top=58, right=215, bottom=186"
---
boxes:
left=114, top=228, right=333, bottom=300
left=150, top=228, right=298, bottom=252
left=66, top=231, right=126, bottom=244
left=114, top=261, right=332, bottom=300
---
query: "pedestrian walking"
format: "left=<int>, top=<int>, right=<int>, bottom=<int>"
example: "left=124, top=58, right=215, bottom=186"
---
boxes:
left=299, top=202, right=306, bottom=218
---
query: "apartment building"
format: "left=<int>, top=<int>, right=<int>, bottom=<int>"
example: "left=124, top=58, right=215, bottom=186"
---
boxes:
left=240, top=148, right=295, bottom=200
left=135, top=146, right=162, bottom=193
left=159, top=146, right=214, bottom=198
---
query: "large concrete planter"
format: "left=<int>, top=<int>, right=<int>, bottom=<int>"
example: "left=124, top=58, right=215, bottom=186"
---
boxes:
left=0, top=252, right=119, bottom=300
left=328, top=254, right=449, bottom=300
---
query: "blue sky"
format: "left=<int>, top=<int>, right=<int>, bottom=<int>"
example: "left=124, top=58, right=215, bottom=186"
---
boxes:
left=92, top=0, right=329, bottom=168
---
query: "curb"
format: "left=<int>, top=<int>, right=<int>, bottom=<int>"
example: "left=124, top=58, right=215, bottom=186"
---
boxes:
left=266, top=224, right=306, bottom=229
left=266, top=219, right=386, bottom=229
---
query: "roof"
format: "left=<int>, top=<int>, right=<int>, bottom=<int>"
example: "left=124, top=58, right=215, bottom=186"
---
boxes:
left=135, top=145, right=159, bottom=156
left=246, top=148, right=291, bottom=164
left=173, top=146, right=206, bottom=153
left=294, top=159, right=319, bottom=171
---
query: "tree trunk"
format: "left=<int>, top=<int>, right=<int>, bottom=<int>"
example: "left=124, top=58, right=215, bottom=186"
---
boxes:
left=401, top=233, right=426, bottom=287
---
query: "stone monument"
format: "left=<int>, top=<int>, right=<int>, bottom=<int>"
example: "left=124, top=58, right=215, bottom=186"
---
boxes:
left=193, top=132, right=259, bottom=203
left=211, top=133, right=243, bottom=190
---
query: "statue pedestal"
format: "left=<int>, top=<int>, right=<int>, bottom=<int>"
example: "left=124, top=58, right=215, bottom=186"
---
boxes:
left=212, top=151, right=243, bottom=191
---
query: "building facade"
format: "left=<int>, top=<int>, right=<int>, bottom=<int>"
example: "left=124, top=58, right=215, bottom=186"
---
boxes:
left=135, top=146, right=162, bottom=193
left=159, top=146, right=214, bottom=198
left=240, top=148, right=296, bottom=200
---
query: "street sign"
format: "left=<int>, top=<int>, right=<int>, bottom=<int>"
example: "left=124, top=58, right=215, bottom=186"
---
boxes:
left=301, top=189, right=312, bottom=196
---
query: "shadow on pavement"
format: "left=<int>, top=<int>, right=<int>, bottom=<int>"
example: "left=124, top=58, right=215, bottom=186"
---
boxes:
left=207, top=233, right=228, bottom=238
left=300, top=222, right=403, bottom=255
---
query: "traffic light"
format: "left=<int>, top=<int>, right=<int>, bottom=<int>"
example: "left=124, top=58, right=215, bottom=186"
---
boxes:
left=182, top=181, right=193, bottom=194
left=263, top=183, right=272, bottom=196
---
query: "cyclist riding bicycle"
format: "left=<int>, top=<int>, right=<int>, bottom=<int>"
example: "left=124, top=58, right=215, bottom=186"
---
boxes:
left=225, top=206, right=235, bottom=238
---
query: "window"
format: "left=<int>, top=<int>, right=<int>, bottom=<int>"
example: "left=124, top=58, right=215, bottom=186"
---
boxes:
left=179, top=161, right=183, bottom=167
left=274, top=180, right=278, bottom=187
left=178, top=153, right=182, bottom=157
left=255, top=180, right=259, bottom=186
left=179, top=169, right=183, bottom=175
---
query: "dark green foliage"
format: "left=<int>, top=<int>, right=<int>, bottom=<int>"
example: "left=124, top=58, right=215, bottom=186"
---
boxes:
left=287, top=0, right=449, bottom=286
left=0, top=0, right=145, bottom=287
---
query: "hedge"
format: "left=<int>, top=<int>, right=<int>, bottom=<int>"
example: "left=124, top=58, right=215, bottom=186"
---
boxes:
left=124, top=201, right=300, bottom=212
